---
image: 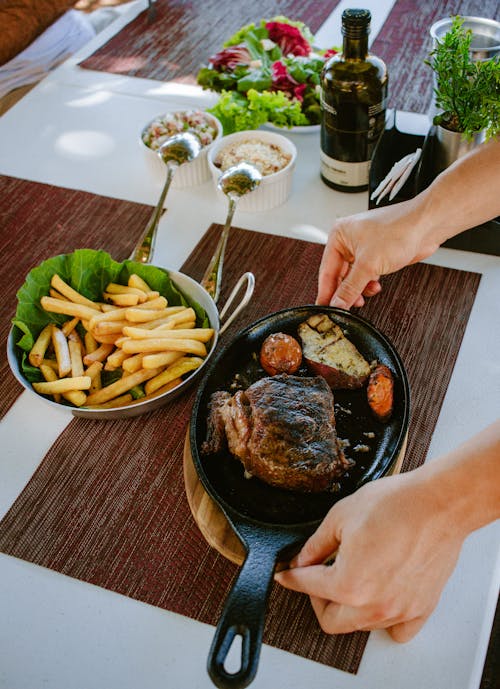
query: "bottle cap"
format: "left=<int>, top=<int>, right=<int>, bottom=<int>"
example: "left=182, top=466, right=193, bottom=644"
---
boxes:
left=342, top=9, right=371, bottom=37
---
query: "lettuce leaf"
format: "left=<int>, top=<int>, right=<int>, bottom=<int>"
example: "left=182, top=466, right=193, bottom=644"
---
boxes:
left=207, top=88, right=308, bottom=133
left=11, top=249, right=209, bottom=381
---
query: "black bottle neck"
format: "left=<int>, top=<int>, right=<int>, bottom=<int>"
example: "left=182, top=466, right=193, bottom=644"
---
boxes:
left=342, top=33, right=369, bottom=60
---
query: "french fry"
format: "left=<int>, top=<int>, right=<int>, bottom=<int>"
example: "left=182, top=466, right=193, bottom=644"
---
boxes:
left=86, top=361, right=103, bottom=393
left=84, top=360, right=103, bottom=380
left=124, top=308, right=171, bottom=323
left=121, top=353, right=145, bottom=373
left=51, top=274, right=100, bottom=310
left=51, top=325, right=72, bottom=377
left=128, top=274, right=152, bottom=292
left=129, top=377, right=182, bottom=402
left=69, top=338, right=84, bottom=377
left=121, top=337, right=207, bottom=356
left=61, top=317, right=79, bottom=337
left=173, top=321, right=195, bottom=330
left=85, top=393, right=134, bottom=409
left=39, top=363, right=61, bottom=402
left=103, top=292, right=139, bottom=307
left=83, top=343, right=114, bottom=365
left=40, top=365, right=85, bottom=406
left=84, top=331, right=99, bottom=355
left=88, top=308, right=126, bottom=329
left=105, top=348, right=130, bottom=370
left=85, top=367, right=162, bottom=406
left=40, top=358, right=59, bottom=371
left=126, top=296, right=166, bottom=311
left=105, top=284, right=148, bottom=302
left=123, top=326, right=214, bottom=342
left=144, top=357, right=203, bottom=395
left=142, top=351, right=184, bottom=369
left=28, top=324, right=52, bottom=367
left=49, top=288, right=70, bottom=301
left=33, top=376, right=91, bottom=395
left=93, top=319, right=129, bottom=335
left=41, top=296, right=99, bottom=322
left=92, top=333, right=122, bottom=345
left=63, top=390, right=87, bottom=407
left=129, top=307, right=190, bottom=330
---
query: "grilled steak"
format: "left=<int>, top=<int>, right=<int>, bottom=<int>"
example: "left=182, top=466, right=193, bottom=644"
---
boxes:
left=202, top=374, right=352, bottom=492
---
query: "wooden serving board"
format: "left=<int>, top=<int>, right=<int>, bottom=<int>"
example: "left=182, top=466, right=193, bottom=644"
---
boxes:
left=183, top=428, right=408, bottom=567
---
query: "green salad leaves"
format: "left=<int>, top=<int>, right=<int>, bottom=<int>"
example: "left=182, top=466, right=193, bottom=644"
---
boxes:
left=197, top=16, right=337, bottom=133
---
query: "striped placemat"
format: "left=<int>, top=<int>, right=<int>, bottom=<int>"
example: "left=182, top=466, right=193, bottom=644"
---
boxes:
left=0, top=223, right=481, bottom=675
left=79, top=0, right=340, bottom=82
left=0, top=175, right=153, bottom=420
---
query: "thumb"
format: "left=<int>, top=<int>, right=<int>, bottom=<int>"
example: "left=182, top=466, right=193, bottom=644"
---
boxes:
left=330, top=262, right=374, bottom=310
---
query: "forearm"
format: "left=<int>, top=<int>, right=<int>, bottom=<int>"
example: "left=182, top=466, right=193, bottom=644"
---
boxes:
left=412, top=139, right=500, bottom=251
left=412, top=419, right=500, bottom=537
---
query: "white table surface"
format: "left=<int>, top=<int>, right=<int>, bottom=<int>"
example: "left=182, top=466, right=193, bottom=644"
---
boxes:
left=0, top=2, right=499, bottom=688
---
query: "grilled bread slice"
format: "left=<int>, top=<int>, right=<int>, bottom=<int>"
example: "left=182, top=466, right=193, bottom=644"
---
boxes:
left=298, top=313, right=370, bottom=389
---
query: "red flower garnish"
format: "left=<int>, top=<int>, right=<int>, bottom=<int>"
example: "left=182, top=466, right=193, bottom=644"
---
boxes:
left=209, top=45, right=252, bottom=71
left=323, top=48, right=338, bottom=59
left=265, top=21, right=311, bottom=56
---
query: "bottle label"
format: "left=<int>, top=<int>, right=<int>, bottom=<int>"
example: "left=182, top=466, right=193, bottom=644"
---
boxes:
left=320, top=150, right=370, bottom=187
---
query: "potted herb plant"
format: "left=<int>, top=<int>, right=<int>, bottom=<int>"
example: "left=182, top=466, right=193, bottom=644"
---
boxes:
left=426, top=16, right=500, bottom=170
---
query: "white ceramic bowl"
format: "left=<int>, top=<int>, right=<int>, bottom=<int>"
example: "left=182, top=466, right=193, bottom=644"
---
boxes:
left=140, top=110, right=223, bottom=188
left=8, top=269, right=220, bottom=419
left=207, top=130, right=297, bottom=212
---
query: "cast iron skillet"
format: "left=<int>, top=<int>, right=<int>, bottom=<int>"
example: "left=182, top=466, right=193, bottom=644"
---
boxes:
left=189, top=306, right=410, bottom=689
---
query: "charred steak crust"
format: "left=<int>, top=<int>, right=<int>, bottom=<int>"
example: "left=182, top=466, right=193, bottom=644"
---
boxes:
left=202, top=374, right=353, bottom=493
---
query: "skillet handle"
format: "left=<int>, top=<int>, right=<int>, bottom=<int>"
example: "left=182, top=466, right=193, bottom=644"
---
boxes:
left=207, top=529, right=295, bottom=689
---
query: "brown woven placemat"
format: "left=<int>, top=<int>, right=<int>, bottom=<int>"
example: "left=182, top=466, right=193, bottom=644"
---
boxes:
left=0, top=175, right=153, bottom=420
left=79, top=0, right=340, bottom=82
left=0, top=223, right=481, bottom=674
left=372, top=0, right=500, bottom=114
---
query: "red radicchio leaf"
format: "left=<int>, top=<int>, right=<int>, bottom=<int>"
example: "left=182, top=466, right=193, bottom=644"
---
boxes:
left=210, top=45, right=252, bottom=71
left=265, top=21, right=311, bottom=57
left=271, top=61, right=306, bottom=101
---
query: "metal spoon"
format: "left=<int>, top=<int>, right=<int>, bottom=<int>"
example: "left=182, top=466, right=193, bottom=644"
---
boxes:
left=132, top=131, right=202, bottom=263
left=201, top=162, right=262, bottom=303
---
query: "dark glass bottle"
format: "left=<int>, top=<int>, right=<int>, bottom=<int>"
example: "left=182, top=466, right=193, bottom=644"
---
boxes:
left=320, top=9, right=388, bottom=192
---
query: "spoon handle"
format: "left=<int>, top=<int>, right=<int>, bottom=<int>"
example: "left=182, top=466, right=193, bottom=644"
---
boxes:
left=201, top=196, right=237, bottom=303
left=131, top=165, right=175, bottom=264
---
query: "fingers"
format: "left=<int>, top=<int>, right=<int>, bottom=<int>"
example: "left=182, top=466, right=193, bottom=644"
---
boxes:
left=276, top=576, right=429, bottom=640
left=329, top=260, right=376, bottom=310
left=316, top=247, right=346, bottom=306
left=387, top=616, right=428, bottom=643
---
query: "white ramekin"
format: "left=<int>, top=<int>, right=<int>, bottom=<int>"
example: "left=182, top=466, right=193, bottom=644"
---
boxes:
left=140, top=111, right=223, bottom=188
left=207, top=130, right=297, bottom=212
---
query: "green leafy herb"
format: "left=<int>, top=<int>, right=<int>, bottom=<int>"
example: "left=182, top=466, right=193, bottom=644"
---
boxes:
left=426, top=16, right=500, bottom=140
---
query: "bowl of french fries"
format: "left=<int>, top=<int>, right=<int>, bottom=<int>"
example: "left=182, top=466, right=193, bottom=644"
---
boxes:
left=8, top=249, right=221, bottom=418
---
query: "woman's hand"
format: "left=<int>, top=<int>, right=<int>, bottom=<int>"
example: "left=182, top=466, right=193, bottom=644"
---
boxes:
left=275, top=470, right=464, bottom=642
left=316, top=201, right=433, bottom=309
